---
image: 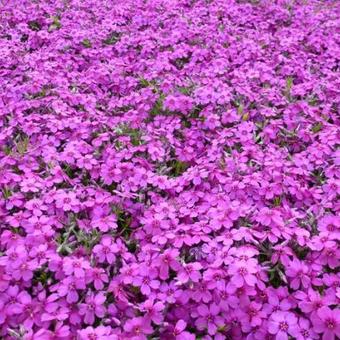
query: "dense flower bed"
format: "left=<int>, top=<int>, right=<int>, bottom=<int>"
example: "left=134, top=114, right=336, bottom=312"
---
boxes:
left=0, top=0, right=339, bottom=339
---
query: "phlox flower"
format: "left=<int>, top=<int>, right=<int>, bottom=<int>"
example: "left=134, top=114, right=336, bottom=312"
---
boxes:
left=79, top=292, right=106, bottom=325
left=311, top=307, right=340, bottom=340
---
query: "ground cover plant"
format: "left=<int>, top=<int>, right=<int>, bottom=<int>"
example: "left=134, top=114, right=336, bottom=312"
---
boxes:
left=0, top=0, right=339, bottom=339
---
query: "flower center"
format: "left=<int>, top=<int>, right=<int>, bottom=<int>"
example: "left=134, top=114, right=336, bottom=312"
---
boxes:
left=327, top=224, right=335, bottom=231
left=238, top=267, right=248, bottom=275
left=248, top=308, right=257, bottom=317
left=302, top=329, right=309, bottom=337
left=279, top=321, right=289, bottom=331
left=326, top=318, right=335, bottom=329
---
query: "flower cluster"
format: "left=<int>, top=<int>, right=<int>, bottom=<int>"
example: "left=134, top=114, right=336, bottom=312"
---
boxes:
left=0, top=0, right=339, bottom=339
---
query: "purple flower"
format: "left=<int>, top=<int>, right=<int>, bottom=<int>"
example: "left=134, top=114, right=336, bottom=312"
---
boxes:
left=155, top=249, right=180, bottom=280
left=268, top=312, right=298, bottom=340
left=228, top=259, right=258, bottom=287
left=141, top=299, right=164, bottom=325
left=57, top=276, right=86, bottom=303
left=63, top=257, right=90, bottom=278
left=79, top=292, right=106, bottom=325
left=177, top=262, right=202, bottom=283
left=311, top=307, right=340, bottom=340
left=170, top=320, right=195, bottom=340
left=124, top=317, right=153, bottom=338
left=133, top=266, right=160, bottom=295
left=41, top=302, right=69, bottom=322
left=195, top=303, right=223, bottom=335
left=285, top=258, right=310, bottom=290
left=77, top=326, right=113, bottom=340
left=93, top=236, right=118, bottom=264
left=55, top=191, right=80, bottom=212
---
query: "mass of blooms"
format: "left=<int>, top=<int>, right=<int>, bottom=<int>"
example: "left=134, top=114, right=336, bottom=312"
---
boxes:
left=0, top=0, right=339, bottom=339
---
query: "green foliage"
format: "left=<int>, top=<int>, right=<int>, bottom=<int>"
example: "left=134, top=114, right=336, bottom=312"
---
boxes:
left=2, top=187, right=12, bottom=200
left=311, top=122, right=323, bottom=133
left=103, top=31, right=122, bottom=45
left=167, top=159, right=190, bottom=177
left=284, top=76, right=294, bottom=101
left=150, top=93, right=166, bottom=117
left=28, top=20, right=41, bottom=31
left=48, top=16, right=62, bottom=32
left=82, top=39, right=92, bottom=48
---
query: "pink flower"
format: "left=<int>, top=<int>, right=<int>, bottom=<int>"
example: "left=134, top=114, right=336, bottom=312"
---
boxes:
left=124, top=317, right=153, bottom=338
left=133, top=266, right=160, bottom=295
left=177, top=262, right=202, bottom=283
left=195, top=303, right=224, bottom=335
left=292, top=318, right=318, bottom=340
left=63, top=257, right=90, bottom=278
left=155, top=249, right=180, bottom=280
left=171, top=320, right=195, bottom=340
left=92, top=214, right=117, bottom=232
left=57, top=277, right=86, bottom=303
left=24, top=198, right=48, bottom=216
left=55, top=190, right=80, bottom=212
left=268, top=312, right=298, bottom=340
left=296, top=288, right=332, bottom=316
left=243, top=302, right=267, bottom=328
left=93, top=237, right=118, bottom=264
left=228, top=259, right=258, bottom=287
left=256, top=207, right=284, bottom=227
left=77, top=326, right=113, bottom=340
left=88, top=267, right=109, bottom=290
left=285, top=258, right=310, bottom=290
left=41, top=302, right=69, bottom=322
left=311, top=307, right=340, bottom=340
left=141, top=299, right=165, bottom=325
left=79, top=292, right=106, bottom=325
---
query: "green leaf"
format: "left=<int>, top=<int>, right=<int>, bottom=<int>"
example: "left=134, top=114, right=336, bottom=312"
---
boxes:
left=284, top=76, right=294, bottom=101
left=82, top=39, right=92, bottom=48
left=103, top=31, right=121, bottom=45
left=311, top=122, right=323, bottom=133
left=48, top=16, right=62, bottom=32
left=28, top=20, right=41, bottom=31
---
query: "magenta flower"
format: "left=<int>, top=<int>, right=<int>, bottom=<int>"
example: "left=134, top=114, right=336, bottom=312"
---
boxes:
left=77, top=326, right=113, bottom=340
left=133, top=266, right=160, bottom=295
left=124, top=317, right=153, bottom=338
left=170, top=320, right=195, bottom=340
left=215, top=281, right=239, bottom=312
left=92, top=214, right=117, bottom=232
left=268, top=312, right=298, bottom=340
left=63, top=257, right=90, bottom=278
left=311, top=307, right=340, bottom=340
left=155, top=249, right=180, bottom=280
left=3, top=286, right=27, bottom=316
left=243, top=302, right=267, bottom=328
left=41, top=302, right=69, bottom=322
left=228, top=258, right=258, bottom=287
left=88, top=267, right=109, bottom=290
left=195, top=303, right=224, bottom=335
left=24, top=198, right=48, bottom=216
left=296, top=288, right=333, bottom=316
left=55, top=190, right=80, bottom=212
left=256, top=207, right=284, bottom=227
left=0, top=0, right=339, bottom=338
left=93, top=236, right=118, bottom=264
left=57, top=276, right=86, bottom=303
left=158, top=282, right=185, bottom=304
left=177, top=262, right=202, bottom=283
left=292, top=318, right=318, bottom=340
left=141, top=299, right=165, bottom=325
left=285, top=258, right=310, bottom=290
left=79, top=292, right=106, bottom=325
